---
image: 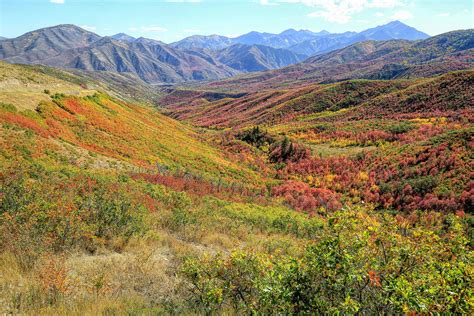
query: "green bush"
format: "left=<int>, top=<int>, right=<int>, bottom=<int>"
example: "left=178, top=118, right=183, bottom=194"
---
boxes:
left=180, top=208, right=473, bottom=314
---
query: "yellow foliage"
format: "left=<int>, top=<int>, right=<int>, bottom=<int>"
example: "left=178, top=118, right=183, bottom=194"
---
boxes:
left=325, top=174, right=335, bottom=183
left=358, top=171, right=369, bottom=181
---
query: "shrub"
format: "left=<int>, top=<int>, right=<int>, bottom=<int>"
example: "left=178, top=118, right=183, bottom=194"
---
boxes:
left=269, top=137, right=310, bottom=163
left=0, top=167, right=148, bottom=257
left=236, top=126, right=274, bottom=149
left=180, top=208, right=473, bottom=314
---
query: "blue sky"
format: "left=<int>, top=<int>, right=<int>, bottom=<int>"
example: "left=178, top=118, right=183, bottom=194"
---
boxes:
left=1, top=0, right=473, bottom=43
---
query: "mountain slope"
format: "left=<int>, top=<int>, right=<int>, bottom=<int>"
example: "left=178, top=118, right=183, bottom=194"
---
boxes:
left=171, top=34, right=234, bottom=50
left=0, top=22, right=434, bottom=84
left=111, top=33, right=136, bottom=42
left=0, top=24, right=101, bottom=63
left=233, top=29, right=323, bottom=48
left=358, top=20, right=429, bottom=40
left=0, top=25, right=305, bottom=83
left=288, top=32, right=358, bottom=56
left=0, top=61, right=259, bottom=183
left=214, top=44, right=307, bottom=72
left=19, top=35, right=238, bottom=84
left=0, top=25, right=239, bottom=84
left=289, top=21, right=429, bottom=56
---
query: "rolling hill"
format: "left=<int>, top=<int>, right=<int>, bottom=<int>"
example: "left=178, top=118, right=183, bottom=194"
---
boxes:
left=164, top=70, right=473, bottom=128
left=0, top=61, right=259, bottom=184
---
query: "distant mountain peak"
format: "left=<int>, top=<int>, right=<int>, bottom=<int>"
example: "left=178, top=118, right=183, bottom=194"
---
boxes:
left=134, top=37, right=165, bottom=45
left=0, top=24, right=101, bottom=64
left=111, top=33, right=136, bottom=42
left=35, top=24, right=97, bottom=34
left=171, top=21, right=429, bottom=55
left=280, top=29, right=298, bottom=35
left=386, top=20, right=406, bottom=26
left=358, top=20, right=429, bottom=41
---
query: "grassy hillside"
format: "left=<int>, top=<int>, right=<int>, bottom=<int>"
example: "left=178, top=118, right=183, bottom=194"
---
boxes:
left=0, top=63, right=472, bottom=314
left=165, top=79, right=412, bottom=128
left=0, top=61, right=166, bottom=109
left=0, top=98, right=260, bottom=189
left=164, top=70, right=473, bottom=129
left=0, top=61, right=95, bottom=111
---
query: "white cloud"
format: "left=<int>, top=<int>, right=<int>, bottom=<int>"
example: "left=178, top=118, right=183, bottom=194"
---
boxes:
left=140, top=25, right=168, bottom=32
left=305, top=0, right=372, bottom=24
left=282, top=0, right=406, bottom=23
left=50, top=0, right=64, bottom=4
left=436, top=12, right=450, bottom=17
left=80, top=25, right=96, bottom=31
left=308, top=10, right=351, bottom=24
left=374, top=12, right=385, bottom=17
left=391, top=10, right=413, bottom=20
left=369, top=0, right=403, bottom=8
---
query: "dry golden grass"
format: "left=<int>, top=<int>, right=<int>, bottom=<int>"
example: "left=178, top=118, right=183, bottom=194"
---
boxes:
left=0, top=61, right=96, bottom=111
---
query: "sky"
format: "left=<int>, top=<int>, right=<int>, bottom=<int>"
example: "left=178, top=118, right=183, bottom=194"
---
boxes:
left=0, top=0, right=473, bottom=43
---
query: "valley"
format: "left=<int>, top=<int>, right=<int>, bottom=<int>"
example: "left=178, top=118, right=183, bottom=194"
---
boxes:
left=0, top=20, right=473, bottom=314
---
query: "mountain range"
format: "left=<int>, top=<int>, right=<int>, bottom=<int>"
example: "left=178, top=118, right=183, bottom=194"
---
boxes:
left=201, top=29, right=474, bottom=91
left=171, top=21, right=429, bottom=56
left=0, top=24, right=313, bottom=83
left=0, top=22, right=458, bottom=85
